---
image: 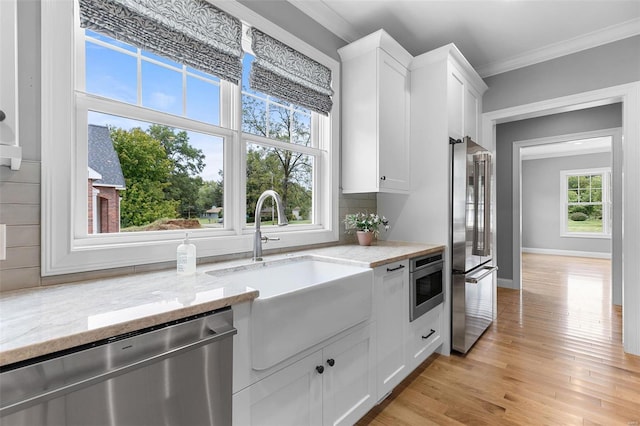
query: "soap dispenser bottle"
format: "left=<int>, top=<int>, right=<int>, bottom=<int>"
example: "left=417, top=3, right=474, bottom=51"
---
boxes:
left=177, top=233, right=196, bottom=275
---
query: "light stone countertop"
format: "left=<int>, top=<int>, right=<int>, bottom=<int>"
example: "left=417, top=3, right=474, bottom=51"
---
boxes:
left=0, top=241, right=443, bottom=367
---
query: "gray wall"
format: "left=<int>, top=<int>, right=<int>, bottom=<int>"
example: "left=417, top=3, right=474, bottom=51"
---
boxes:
left=484, top=35, right=640, bottom=112
left=522, top=152, right=612, bottom=254
left=238, top=1, right=347, bottom=60
left=0, top=0, right=41, bottom=291
left=495, top=103, right=622, bottom=281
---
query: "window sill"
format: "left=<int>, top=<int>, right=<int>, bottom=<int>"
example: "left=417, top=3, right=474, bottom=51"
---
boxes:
left=560, top=233, right=611, bottom=240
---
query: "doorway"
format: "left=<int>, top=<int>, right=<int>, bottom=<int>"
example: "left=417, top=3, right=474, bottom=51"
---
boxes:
left=481, top=82, right=640, bottom=354
left=513, top=129, right=622, bottom=305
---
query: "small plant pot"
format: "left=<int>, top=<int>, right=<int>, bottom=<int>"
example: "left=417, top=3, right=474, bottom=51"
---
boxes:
left=356, top=231, right=374, bottom=246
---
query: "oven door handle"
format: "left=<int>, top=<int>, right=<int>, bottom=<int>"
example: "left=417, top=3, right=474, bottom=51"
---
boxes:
left=466, top=266, right=498, bottom=284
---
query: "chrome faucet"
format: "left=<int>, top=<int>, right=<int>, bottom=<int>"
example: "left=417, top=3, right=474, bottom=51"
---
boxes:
left=253, top=190, right=288, bottom=261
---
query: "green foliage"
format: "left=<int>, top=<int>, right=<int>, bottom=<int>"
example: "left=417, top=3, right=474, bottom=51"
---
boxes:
left=344, top=212, right=390, bottom=237
left=147, top=125, right=207, bottom=217
left=568, top=205, right=588, bottom=215
left=242, top=95, right=313, bottom=222
left=196, top=178, right=224, bottom=213
left=111, top=128, right=179, bottom=227
left=569, top=212, right=588, bottom=222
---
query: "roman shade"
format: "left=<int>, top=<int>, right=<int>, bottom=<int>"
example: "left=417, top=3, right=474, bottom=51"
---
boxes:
left=78, top=0, right=243, bottom=84
left=250, top=28, right=333, bottom=115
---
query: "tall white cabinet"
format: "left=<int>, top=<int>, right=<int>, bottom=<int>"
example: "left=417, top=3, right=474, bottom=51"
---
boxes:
left=378, top=44, right=487, bottom=355
left=338, top=30, right=412, bottom=194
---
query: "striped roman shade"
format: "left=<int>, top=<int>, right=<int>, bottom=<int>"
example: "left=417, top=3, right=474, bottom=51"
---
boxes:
left=78, top=0, right=243, bottom=84
left=249, top=28, right=333, bottom=115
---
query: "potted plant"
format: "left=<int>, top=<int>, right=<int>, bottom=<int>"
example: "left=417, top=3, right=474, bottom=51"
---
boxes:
left=344, top=212, right=390, bottom=246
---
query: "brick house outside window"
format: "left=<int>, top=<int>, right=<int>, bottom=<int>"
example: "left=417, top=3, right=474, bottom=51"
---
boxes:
left=87, top=125, right=125, bottom=234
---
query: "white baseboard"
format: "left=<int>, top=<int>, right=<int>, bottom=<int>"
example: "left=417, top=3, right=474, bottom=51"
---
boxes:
left=497, top=278, right=516, bottom=289
left=522, top=247, right=611, bottom=259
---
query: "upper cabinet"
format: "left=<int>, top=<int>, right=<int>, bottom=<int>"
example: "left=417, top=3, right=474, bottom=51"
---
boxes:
left=0, top=0, right=21, bottom=170
left=338, top=30, right=411, bottom=194
left=446, top=59, right=483, bottom=144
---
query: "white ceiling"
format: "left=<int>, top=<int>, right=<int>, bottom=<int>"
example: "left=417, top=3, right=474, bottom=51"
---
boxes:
left=520, top=136, right=611, bottom=160
left=288, top=0, right=640, bottom=77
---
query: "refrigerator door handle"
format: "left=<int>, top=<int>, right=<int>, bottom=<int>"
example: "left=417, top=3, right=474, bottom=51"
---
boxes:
left=466, top=266, right=499, bottom=284
left=482, top=153, right=492, bottom=256
left=472, top=151, right=492, bottom=257
left=472, top=157, right=481, bottom=254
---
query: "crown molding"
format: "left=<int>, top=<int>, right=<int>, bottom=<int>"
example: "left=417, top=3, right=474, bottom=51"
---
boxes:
left=477, top=17, right=640, bottom=78
left=287, top=0, right=362, bottom=43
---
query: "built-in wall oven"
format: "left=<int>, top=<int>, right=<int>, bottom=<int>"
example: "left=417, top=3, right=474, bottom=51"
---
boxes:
left=409, top=251, right=444, bottom=321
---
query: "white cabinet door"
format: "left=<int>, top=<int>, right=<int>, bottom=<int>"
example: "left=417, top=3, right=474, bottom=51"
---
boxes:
left=406, top=304, right=443, bottom=371
left=233, top=351, right=323, bottom=426
left=339, top=31, right=410, bottom=194
left=322, top=324, right=376, bottom=426
left=378, top=50, right=410, bottom=193
left=464, top=84, right=480, bottom=142
left=448, top=63, right=482, bottom=143
left=447, top=67, right=465, bottom=142
left=374, top=261, right=408, bottom=399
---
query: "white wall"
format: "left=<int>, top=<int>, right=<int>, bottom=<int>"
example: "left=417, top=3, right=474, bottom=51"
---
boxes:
left=522, top=152, right=612, bottom=255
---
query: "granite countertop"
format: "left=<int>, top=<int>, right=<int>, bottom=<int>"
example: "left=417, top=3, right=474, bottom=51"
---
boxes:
left=0, top=241, right=443, bottom=367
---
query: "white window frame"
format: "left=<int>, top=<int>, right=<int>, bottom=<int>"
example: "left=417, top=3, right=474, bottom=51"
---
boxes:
left=560, top=167, right=611, bottom=239
left=41, top=0, right=340, bottom=276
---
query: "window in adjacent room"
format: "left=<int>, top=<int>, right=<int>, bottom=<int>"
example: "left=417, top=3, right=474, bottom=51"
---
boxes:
left=561, top=168, right=611, bottom=237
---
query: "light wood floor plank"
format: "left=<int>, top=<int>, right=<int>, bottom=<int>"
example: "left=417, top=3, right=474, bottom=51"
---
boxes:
left=358, top=253, right=640, bottom=425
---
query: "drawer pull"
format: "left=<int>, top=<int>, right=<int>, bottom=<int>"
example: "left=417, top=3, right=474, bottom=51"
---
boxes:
left=386, top=264, right=405, bottom=272
left=422, top=329, right=436, bottom=340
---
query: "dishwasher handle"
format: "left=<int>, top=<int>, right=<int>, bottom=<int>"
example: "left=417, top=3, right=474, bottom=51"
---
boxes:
left=0, top=325, right=237, bottom=418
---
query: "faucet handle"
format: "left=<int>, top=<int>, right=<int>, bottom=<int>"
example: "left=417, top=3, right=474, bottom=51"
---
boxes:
left=261, top=236, right=280, bottom=243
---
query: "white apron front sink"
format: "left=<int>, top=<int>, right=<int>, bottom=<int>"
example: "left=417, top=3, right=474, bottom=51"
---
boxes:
left=208, top=257, right=373, bottom=370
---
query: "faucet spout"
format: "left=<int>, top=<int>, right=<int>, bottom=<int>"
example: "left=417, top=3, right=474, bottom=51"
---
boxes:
left=253, top=190, right=288, bottom=261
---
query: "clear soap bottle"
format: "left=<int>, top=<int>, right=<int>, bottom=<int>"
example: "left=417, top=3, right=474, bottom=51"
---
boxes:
left=177, top=233, right=196, bottom=275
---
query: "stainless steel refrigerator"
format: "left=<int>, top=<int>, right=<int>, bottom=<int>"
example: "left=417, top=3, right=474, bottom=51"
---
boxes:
left=450, top=136, right=498, bottom=354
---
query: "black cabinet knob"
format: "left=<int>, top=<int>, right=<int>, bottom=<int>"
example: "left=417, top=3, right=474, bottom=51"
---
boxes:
left=326, top=359, right=335, bottom=367
left=380, top=176, right=386, bottom=181
left=0, top=110, right=5, bottom=122
left=316, top=365, right=324, bottom=374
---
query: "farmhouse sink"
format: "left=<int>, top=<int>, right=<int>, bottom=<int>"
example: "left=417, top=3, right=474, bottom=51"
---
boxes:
left=207, top=256, right=373, bottom=370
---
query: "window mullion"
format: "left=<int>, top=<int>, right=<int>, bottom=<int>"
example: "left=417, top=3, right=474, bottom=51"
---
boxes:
left=136, top=48, right=142, bottom=105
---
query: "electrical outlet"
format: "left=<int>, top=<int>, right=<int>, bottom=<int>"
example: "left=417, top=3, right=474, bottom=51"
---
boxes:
left=0, top=224, right=6, bottom=261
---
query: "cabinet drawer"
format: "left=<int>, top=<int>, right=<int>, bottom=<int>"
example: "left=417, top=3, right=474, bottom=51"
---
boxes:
left=406, top=304, right=443, bottom=370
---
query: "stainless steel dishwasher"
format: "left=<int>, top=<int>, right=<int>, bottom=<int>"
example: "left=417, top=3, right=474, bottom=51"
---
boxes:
left=0, top=307, right=236, bottom=426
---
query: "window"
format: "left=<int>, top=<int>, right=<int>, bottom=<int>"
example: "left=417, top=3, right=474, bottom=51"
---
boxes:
left=242, top=54, right=317, bottom=227
left=561, top=168, right=611, bottom=237
left=80, top=28, right=227, bottom=234
left=41, top=0, right=340, bottom=275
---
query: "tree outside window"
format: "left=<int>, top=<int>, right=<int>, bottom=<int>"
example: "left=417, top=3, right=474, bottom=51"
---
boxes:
left=241, top=54, right=315, bottom=226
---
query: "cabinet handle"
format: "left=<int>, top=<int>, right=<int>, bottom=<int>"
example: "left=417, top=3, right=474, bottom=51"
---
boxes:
left=0, top=110, right=5, bottom=122
left=386, top=264, right=405, bottom=272
left=380, top=176, right=386, bottom=181
left=422, top=329, right=436, bottom=340
left=315, top=365, right=324, bottom=374
left=326, top=358, right=335, bottom=367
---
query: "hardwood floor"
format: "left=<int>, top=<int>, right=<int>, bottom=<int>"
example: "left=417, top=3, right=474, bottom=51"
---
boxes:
left=358, top=253, right=640, bottom=425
